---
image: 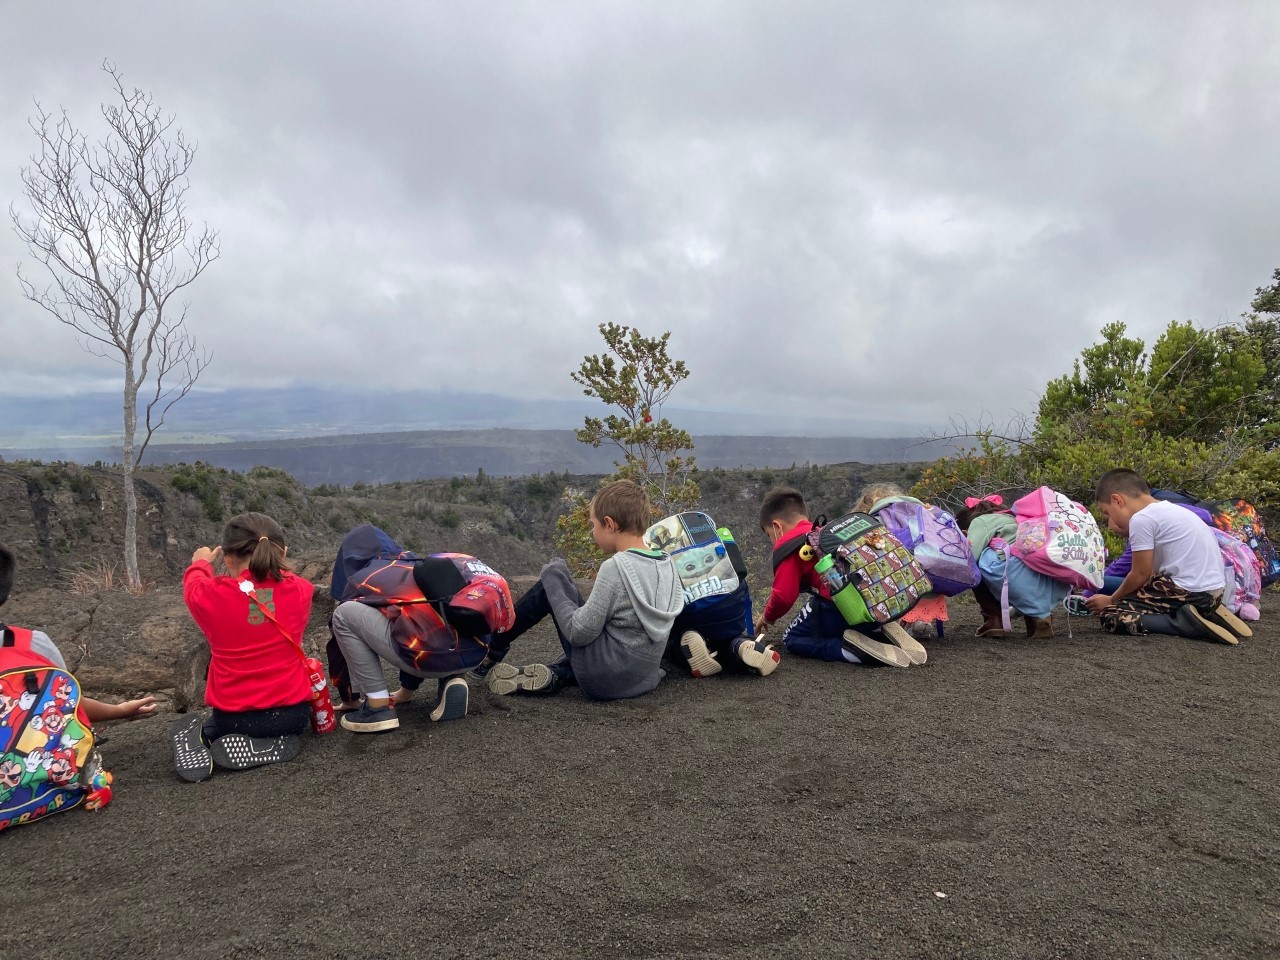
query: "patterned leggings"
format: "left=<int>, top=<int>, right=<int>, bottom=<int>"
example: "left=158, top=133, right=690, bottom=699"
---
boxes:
left=1099, top=575, right=1219, bottom=636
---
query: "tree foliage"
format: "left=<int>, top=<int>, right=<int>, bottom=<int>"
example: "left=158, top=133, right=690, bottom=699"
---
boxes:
left=914, top=269, right=1280, bottom=524
left=554, top=323, right=699, bottom=575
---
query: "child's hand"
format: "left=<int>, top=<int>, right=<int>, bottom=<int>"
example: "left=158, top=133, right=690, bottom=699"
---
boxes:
left=1084, top=594, right=1113, bottom=615
left=191, top=546, right=222, bottom=566
left=753, top=616, right=770, bottom=637
left=119, top=696, right=156, bottom=719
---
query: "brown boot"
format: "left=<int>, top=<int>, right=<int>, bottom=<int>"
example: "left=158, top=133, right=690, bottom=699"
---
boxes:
left=974, top=582, right=1009, bottom=637
left=1024, top=615, right=1055, bottom=639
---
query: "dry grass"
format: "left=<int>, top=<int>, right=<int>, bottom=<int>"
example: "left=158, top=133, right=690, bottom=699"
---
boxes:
left=69, top=558, right=117, bottom=595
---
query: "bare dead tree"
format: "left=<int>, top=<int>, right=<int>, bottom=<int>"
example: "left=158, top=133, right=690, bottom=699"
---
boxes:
left=10, top=61, right=218, bottom=587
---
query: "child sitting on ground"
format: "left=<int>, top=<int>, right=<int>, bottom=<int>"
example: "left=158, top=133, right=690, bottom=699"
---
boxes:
left=1084, top=470, right=1251, bottom=643
left=0, top=544, right=156, bottom=724
left=659, top=522, right=779, bottom=679
left=955, top=496, right=1066, bottom=638
left=752, top=486, right=923, bottom=667
left=171, top=513, right=315, bottom=782
left=852, top=483, right=950, bottom=640
left=477, top=479, right=684, bottom=699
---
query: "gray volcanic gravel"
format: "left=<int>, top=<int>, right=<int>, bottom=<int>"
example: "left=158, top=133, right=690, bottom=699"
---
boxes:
left=2, top=600, right=1277, bottom=960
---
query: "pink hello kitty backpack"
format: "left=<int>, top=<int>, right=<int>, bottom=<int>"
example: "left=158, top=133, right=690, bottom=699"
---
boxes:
left=1010, top=486, right=1106, bottom=590
left=1214, top=529, right=1262, bottom=621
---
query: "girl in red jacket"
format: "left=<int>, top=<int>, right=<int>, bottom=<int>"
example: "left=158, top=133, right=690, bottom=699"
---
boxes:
left=171, top=513, right=314, bottom=782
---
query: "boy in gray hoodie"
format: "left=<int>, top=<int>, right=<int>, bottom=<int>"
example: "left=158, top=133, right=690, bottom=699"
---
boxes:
left=480, top=480, right=684, bottom=700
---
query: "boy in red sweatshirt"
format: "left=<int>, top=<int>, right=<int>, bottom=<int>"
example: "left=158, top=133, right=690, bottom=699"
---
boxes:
left=753, top=487, right=921, bottom=667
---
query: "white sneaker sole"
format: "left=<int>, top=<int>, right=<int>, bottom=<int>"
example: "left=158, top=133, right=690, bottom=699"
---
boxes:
left=340, top=712, right=400, bottom=732
left=880, top=621, right=928, bottom=665
left=1209, top=604, right=1253, bottom=639
left=430, top=679, right=470, bottom=721
left=737, top=638, right=781, bottom=677
left=680, top=631, right=722, bottom=677
left=842, top=630, right=911, bottom=667
left=487, top=662, right=555, bottom=695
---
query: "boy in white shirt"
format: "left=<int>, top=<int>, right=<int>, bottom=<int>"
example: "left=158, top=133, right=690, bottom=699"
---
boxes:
left=1085, top=470, right=1252, bottom=643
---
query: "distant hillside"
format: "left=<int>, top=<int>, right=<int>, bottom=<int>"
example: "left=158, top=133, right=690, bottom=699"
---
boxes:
left=1, top=428, right=953, bottom=486
left=0, top=459, right=925, bottom=591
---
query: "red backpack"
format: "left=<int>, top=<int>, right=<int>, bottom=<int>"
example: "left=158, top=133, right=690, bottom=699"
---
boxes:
left=0, top=625, right=112, bottom=831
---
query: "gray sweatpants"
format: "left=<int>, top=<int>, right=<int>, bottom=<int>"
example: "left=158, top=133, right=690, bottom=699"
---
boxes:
left=330, top=600, right=458, bottom=695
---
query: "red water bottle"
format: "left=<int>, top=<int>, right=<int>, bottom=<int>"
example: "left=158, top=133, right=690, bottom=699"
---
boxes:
left=304, top=656, right=337, bottom=734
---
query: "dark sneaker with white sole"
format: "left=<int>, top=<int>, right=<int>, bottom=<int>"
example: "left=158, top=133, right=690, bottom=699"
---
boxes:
left=430, top=676, right=470, bottom=722
left=487, top=662, right=557, bottom=696
left=842, top=629, right=911, bottom=667
left=1203, top=604, right=1253, bottom=640
left=734, top=637, right=781, bottom=677
left=170, top=714, right=214, bottom=783
left=340, top=701, right=400, bottom=733
left=679, top=630, right=722, bottom=677
left=468, top=651, right=507, bottom=681
left=880, top=621, right=928, bottom=665
left=211, top=733, right=302, bottom=771
left=1180, top=606, right=1239, bottom=645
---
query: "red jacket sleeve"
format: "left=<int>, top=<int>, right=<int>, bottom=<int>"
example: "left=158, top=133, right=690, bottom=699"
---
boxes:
left=182, top=560, right=218, bottom=633
left=763, top=555, right=803, bottom=623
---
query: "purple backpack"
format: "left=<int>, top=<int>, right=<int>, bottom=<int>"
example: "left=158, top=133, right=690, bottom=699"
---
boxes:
left=876, top=501, right=981, bottom=596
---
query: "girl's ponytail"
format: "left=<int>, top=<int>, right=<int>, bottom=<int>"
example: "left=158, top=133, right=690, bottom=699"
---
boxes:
left=221, top=513, right=290, bottom=581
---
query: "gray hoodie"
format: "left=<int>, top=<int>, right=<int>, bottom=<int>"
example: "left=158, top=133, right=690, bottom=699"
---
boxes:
left=539, top=550, right=684, bottom=701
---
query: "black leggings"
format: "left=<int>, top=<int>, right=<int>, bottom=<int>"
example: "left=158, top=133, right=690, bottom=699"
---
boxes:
left=204, top=701, right=309, bottom=740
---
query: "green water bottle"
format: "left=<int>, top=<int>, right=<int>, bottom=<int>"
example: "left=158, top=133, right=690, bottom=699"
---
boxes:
left=815, top=555, right=867, bottom=624
left=717, top=526, right=747, bottom=578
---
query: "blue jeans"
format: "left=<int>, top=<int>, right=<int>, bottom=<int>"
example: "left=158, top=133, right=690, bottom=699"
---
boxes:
left=669, top=583, right=755, bottom=673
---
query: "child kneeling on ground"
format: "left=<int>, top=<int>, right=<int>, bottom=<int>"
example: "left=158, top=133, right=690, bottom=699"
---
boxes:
left=955, top=496, right=1066, bottom=639
left=171, top=513, right=314, bottom=782
left=1084, top=470, right=1252, bottom=644
left=752, top=487, right=925, bottom=667
left=475, top=480, right=684, bottom=699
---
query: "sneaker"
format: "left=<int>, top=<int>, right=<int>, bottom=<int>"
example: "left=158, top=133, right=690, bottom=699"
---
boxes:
left=340, top=701, right=400, bottom=733
left=1202, top=604, right=1253, bottom=640
left=487, top=662, right=556, bottom=696
left=468, top=652, right=506, bottom=681
left=1180, top=606, right=1239, bottom=645
left=1062, top=595, right=1091, bottom=617
left=679, top=630, right=722, bottom=677
left=211, top=734, right=301, bottom=771
left=170, top=714, right=213, bottom=783
left=880, top=621, right=928, bottom=665
left=429, top=676, right=469, bottom=722
left=735, top=637, right=781, bottom=677
left=841, top=630, right=911, bottom=667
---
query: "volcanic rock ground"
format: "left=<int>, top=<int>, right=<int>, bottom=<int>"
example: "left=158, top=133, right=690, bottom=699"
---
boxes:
left=3, top=599, right=1277, bottom=960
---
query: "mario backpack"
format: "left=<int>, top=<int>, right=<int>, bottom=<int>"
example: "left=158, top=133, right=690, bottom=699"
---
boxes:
left=0, top=625, right=112, bottom=832
left=645, top=511, right=747, bottom=608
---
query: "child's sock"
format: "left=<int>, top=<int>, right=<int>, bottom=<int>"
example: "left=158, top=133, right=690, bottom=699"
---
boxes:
left=840, top=647, right=863, bottom=664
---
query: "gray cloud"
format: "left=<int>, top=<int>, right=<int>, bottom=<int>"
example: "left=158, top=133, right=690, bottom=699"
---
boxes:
left=1, top=0, right=1277, bottom=432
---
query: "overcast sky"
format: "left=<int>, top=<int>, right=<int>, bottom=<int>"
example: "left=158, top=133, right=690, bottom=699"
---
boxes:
left=1, top=1, right=1277, bottom=433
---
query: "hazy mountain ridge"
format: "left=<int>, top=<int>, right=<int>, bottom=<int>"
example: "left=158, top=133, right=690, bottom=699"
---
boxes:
left=2, top=427, right=954, bottom=486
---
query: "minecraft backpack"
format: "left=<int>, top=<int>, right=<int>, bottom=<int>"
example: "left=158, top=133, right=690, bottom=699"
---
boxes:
left=1009, top=486, right=1106, bottom=590
left=645, top=511, right=746, bottom=610
left=1198, top=498, right=1280, bottom=588
left=773, top=512, right=932, bottom=626
left=875, top=500, right=981, bottom=596
left=0, top=625, right=112, bottom=832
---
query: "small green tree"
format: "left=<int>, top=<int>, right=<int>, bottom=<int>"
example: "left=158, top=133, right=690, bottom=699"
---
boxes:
left=554, top=323, right=699, bottom=575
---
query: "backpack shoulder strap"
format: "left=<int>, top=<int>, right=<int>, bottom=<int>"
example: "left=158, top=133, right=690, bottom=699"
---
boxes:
left=770, top=517, right=824, bottom=572
left=1, top=624, right=34, bottom=650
